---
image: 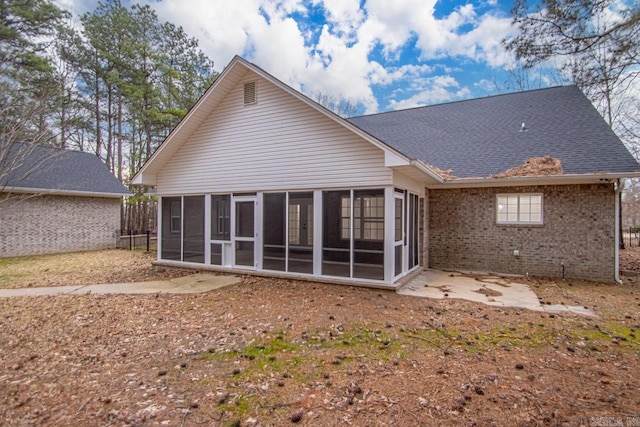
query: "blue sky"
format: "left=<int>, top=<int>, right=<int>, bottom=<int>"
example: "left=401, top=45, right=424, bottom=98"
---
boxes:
left=56, top=0, right=532, bottom=115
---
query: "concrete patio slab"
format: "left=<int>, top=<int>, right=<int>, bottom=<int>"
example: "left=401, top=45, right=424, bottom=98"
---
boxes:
left=0, top=274, right=242, bottom=297
left=398, top=269, right=594, bottom=316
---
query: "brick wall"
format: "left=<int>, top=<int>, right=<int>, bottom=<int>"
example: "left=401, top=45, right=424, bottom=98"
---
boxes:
left=0, top=194, right=121, bottom=257
left=428, top=184, right=616, bottom=282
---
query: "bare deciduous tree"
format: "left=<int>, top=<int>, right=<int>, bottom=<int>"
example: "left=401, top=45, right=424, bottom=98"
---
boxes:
left=309, top=91, right=362, bottom=118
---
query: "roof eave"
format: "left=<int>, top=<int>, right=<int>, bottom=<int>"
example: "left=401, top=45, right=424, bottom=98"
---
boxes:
left=426, top=172, right=640, bottom=189
left=408, top=160, right=445, bottom=183
left=1, top=186, right=131, bottom=198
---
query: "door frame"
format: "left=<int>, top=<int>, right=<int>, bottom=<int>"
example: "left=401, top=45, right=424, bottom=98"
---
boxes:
left=393, top=191, right=405, bottom=279
left=232, top=195, right=257, bottom=269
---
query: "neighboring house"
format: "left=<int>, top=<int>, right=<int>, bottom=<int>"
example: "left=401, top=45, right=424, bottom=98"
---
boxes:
left=0, top=144, right=131, bottom=257
left=132, top=56, right=640, bottom=286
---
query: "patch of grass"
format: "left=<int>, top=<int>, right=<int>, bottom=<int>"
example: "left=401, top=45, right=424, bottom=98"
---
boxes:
left=0, top=258, right=20, bottom=267
left=575, top=322, right=640, bottom=353
left=224, top=394, right=253, bottom=417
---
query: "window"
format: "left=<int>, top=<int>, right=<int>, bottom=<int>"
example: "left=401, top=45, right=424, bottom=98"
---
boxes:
left=344, top=194, right=384, bottom=241
left=162, top=197, right=182, bottom=261
left=394, top=197, right=403, bottom=243
left=288, top=203, right=301, bottom=245
left=340, top=196, right=351, bottom=239
left=161, top=196, right=204, bottom=263
left=211, top=195, right=230, bottom=240
left=497, top=194, right=543, bottom=224
left=170, top=201, right=181, bottom=233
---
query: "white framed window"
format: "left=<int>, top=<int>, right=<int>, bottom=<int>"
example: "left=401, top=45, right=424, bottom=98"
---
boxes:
left=496, top=193, right=543, bottom=225
left=340, top=194, right=384, bottom=240
left=170, top=201, right=181, bottom=233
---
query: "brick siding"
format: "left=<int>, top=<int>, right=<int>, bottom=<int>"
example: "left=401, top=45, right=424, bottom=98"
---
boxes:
left=427, top=184, right=616, bottom=282
left=0, top=194, right=121, bottom=257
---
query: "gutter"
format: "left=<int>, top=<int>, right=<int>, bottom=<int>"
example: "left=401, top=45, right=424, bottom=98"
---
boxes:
left=615, top=179, right=624, bottom=285
left=1, top=186, right=131, bottom=198
left=426, top=172, right=640, bottom=189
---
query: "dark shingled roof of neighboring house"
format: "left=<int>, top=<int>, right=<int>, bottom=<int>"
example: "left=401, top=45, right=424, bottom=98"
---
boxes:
left=1, top=143, right=130, bottom=196
left=348, top=85, right=640, bottom=178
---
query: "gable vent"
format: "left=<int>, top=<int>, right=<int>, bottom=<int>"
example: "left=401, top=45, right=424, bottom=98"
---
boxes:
left=244, top=81, right=257, bottom=105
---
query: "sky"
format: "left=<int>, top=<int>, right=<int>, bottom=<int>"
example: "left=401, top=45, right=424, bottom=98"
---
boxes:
left=55, top=0, right=531, bottom=115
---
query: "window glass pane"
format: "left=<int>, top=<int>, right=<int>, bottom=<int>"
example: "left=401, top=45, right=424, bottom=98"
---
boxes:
left=307, top=208, right=314, bottom=246
left=263, top=193, right=286, bottom=271
left=211, top=195, right=230, bottom=241
left=409, top=194, right=420, bottom=269
left=340, top=196, right=351, bottom=239
left=395, top=197, right=403, bottom=243
left=353, top=189, right=384, bottom=280
left=236, top=201, right=254, bottom=238
left=395, top=245, right=402, bottom=277
left=288, top=204, right=300, bottom=245
left=235, top=241, right=254, bottom=266
left=183, top=196, right=205, bottom=263
left=288, top=193, right=313, bottom=274
left=170, top=201, right=181, bottom=233
left=530, top=195, right=542, bottom=210
left=211, top=243, right=222, bottom=265
left=324, top=191, right=351, bottom=277
left=161, top=197, right=181, bottom=261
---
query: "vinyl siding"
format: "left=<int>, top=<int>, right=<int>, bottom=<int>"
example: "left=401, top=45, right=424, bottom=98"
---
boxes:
left=156, top=73, right=392, bottom=194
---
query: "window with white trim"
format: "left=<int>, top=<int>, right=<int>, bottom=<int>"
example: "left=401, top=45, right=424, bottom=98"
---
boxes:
left=170, top=201, right=181, bottom=233
left=340, top=194, right=384, bottom=240
left=496, top=193, right=543, bottom=225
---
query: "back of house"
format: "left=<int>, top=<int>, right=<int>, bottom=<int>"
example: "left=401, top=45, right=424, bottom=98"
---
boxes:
left=132, top=56, right=640, bottom=286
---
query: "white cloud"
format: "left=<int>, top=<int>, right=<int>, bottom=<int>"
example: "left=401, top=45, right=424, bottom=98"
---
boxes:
left=388, top=75, right=471, bottom=110
left=313, top=0, right=364, bottom=39
left=55, top=0, right=516, bottom=114
left=448, top=14, right=514, bottom=67
left=149, top=0, right=265, bottom=68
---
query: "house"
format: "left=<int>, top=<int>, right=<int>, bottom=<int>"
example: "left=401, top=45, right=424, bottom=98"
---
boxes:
left=132, top=56, right=640, bottom=286
left=0, top=143, right=131, bottom=257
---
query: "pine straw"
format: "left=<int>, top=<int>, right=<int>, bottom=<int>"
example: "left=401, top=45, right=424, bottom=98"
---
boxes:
left=428, top=164, right=458, bottom=180
left=493, top=156, right=563, bottom=178
left=0, top=251, right=639, bottom=425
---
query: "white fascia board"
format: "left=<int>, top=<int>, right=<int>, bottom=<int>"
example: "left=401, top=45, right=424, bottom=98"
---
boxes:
left=1, top=186, right=130, bottom=198
left=131, top=172, right=155, bottom=186
left=409, top=159, right=445, bottom=183
left=426, top=172, right=640, bottom=189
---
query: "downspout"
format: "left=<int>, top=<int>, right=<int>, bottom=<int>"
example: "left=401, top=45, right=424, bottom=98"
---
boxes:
left=615, top=179, right=624, bottom=284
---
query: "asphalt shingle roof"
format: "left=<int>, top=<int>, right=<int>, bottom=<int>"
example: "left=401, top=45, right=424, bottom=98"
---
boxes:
left=349, top=85, right=640, bottom=178
left=1, top=143, right=130, bottom=196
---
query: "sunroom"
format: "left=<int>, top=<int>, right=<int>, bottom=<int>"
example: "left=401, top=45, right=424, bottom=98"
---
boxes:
left=158, top=187, right=422, bottom=287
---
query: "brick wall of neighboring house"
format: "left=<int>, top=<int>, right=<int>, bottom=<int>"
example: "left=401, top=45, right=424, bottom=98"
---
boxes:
left=428, top=184, right=616, bottom=282
left=0, top=194, right=121, bottom=257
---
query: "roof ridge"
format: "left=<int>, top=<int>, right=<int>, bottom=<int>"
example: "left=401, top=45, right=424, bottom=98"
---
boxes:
left=350, top=85, right=576, bottom=120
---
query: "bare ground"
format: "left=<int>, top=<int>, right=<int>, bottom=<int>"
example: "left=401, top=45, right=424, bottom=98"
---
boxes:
left=0, top=249, right=639, bottom=426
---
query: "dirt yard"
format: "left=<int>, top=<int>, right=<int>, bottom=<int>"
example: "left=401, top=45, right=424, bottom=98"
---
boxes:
left=0, top=249, right=639, bottom=426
